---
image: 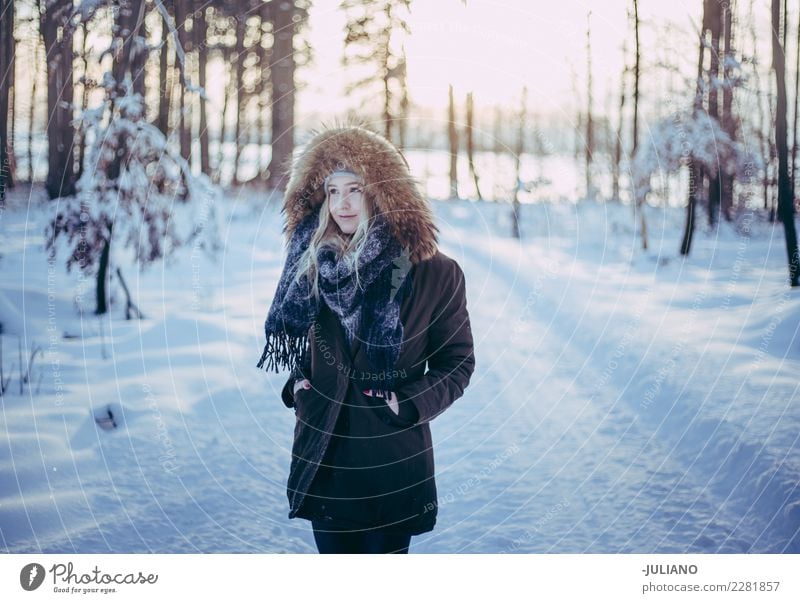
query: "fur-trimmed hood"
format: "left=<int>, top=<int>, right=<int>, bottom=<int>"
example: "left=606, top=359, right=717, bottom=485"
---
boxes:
left=279, top=125, right=439, bottom=264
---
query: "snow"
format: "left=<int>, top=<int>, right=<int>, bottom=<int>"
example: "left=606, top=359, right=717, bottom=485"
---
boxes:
left=0, top=185, right=798, bottom=553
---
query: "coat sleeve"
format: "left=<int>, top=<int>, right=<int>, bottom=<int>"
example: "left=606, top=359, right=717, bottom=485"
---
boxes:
left=394, top=258, right=475, bottom=425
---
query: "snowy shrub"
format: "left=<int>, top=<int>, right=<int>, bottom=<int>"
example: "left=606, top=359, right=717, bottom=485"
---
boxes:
left=630, top=112, right=761, bottom=205
left=45, top=75, right=221, bottom=310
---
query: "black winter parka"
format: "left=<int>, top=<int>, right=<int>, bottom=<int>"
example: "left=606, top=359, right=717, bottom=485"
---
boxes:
left=280, top=249, right=474, bottom=535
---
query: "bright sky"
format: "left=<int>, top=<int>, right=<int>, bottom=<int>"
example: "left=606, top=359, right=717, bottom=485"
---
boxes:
left=297, top=0, right=712, bottom=120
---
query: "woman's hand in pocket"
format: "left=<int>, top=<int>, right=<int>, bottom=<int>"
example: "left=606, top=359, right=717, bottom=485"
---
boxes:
left=293, top=378, right=311, bottom=396
left=363, top=389, right=399, bottom=415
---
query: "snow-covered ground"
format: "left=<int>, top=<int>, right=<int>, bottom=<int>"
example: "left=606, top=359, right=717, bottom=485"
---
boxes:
left=1, top=184, right=798, bottom=553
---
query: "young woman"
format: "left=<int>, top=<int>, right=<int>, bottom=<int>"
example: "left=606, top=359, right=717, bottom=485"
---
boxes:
left=257, top=125, right=475, bottom=554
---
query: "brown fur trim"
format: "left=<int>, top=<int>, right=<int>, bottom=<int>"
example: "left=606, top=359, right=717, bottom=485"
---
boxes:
left=280, top=123, right=439, bottom=264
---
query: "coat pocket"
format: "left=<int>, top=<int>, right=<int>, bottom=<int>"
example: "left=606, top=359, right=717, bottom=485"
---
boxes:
left=359, top=388, right=417, bottom=430
left=294, top=385, right=312, bottom=419
left=296, top=385, right=333, bottom=427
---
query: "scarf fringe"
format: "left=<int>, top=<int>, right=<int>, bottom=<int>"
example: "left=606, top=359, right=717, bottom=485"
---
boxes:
left=256, top=330, right=309, bottom=377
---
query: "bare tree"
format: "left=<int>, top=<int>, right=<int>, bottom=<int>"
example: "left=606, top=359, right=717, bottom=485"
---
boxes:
left=680, top=2, right=708, bottom=256
left=75, top=21, right=90, bottom=181
left=0, top=0, right=14, bottom=204
left=448, top=84, right=458, bottom=199
left=585, top=11, right=594, bottom=201
left=746, top=0, right=775, bottom=216
left=112, top=0, right=146, bottom=99
left=631, top=0, right=640, bottom=155
left=267, top=1, right=310, bottom=190
left=612, top=40, right=627, bottom=202
left=511, top=87, right=527, bottom=239
left=631, top=0, right=647, bottom=249
left=771, top=0, right=800, bottom=286
left=232, top=6, right=246, bottom=183
left=492, top=105, right=502, bottom=154
left=341, top=0, right=411, bottom=143
left=174, top=0, right=191, bottom=162
left=396, top=45, right=409, bottom=149
left=216, top=53, right=233, bottom=183
left=255, top=2, right=268, bottom=178
left=720, top=0, right=737, bottom=220
left=27, top=30, right=37, bottom=183
left=792, top=3, right=800, bottom=203
left=706, top=0, right=722, bottom=226
left=40, top=0, right=77, bottom=199
left=465, top=92, right=483, bottom=200
left=156, top=9, right=171, bottom=135
left=195, top=5, right=210, bottom=175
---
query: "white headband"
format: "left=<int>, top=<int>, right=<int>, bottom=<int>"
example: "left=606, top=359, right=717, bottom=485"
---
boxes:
left=324, top=169, right=360, bottom=189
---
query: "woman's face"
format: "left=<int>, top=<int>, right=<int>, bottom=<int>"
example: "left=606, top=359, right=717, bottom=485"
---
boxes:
left=326, top=173, right=365, bottom=235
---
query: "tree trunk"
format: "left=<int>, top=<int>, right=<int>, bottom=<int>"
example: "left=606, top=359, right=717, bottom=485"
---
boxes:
left=27, top=34, right=37, bottom=183
left=681, top=14, right=708, bottom=257
left=174, top=0, right=191, bottom=162
left=749, top=0, right=773, bottom=217
left=255, top=6, right=267, bottom=179
left=769, top=73, right=778, bottom=221
left=215, top=54, right=232, bottom=184
left=196, top=5, right=210, bottom=175
left=585, top=11, right=594, bottom=201
left=156, top=14, right=171, bottom=135
left=0, top=0, right=14, bottom=204
left=511, top=87, right=526, bottom=239
left=267, top=1, right=296, bottom=190
left=792, top=4, right=800, bottom=204
left=382, top=2, right=394, bottom=142
left=5, top=3, right=14, bottom=193
left=612, top=43, right=627, bottom=202
left=233, top=10, right=246, bottom=185
left=492, top=106, right=502, bottom=154
left=707, top=0, right=722, bottom=227
left=447, top=84, right=458, bottom=200
left=116, top=267, right=144, bottom=320
left=383, top=65, right=392, bottom=142
left=465, top=92, right=482, bottom=200
left=112, top=0, right=146, bottom=98
left=398, top=53, right=409, bottom=150
left=130, top=2, right=147, bottom=100
left=96, top=233, right=111, bottom=316
left=41, top=0, right=77, bottom=199
left=721, top=2, right=735, bottom=221
left=680, top=163, right=700, bottom=255
left=632, top=0, right=640, bottom=155
left=632, top=0, right=646, bottom=250
left=76, top=22, right=89, bottom=181
left=772, top=0, right=800, bottom=286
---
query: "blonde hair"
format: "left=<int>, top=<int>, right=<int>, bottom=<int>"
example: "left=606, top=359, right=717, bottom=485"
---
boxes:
left=293, top=187, right=376, bottom=300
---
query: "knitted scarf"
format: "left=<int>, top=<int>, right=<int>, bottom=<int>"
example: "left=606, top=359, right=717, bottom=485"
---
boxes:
left=256, top=206, right=414, bottom=399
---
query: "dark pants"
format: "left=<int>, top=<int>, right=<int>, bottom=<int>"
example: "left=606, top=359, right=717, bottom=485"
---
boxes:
left=311, top=520, right=412, bottom=554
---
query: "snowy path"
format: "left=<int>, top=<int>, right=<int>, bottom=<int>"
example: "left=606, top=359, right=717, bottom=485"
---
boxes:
left=412, top=230, right=766, bottom=553
left=410, top=207, right=799, bottom=553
